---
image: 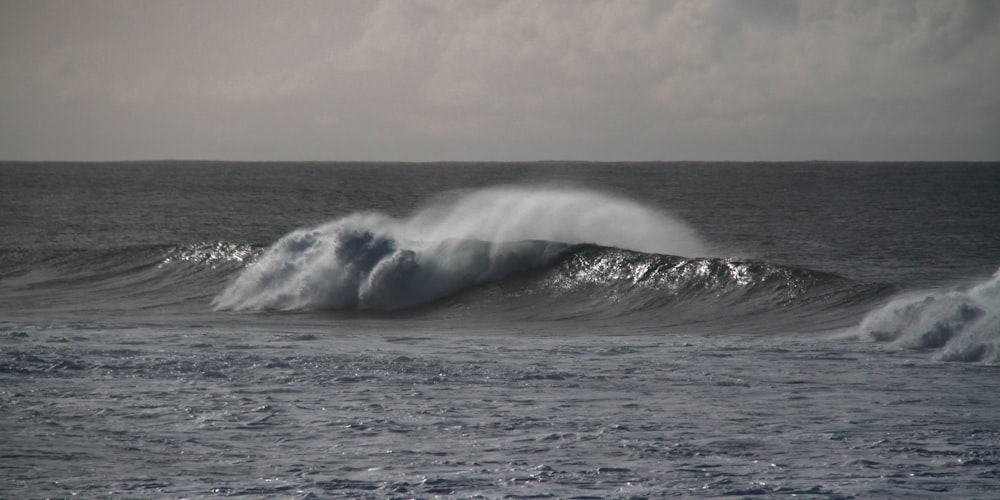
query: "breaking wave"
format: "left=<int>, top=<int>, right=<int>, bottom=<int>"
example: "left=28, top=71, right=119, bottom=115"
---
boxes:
left=213, top=186, right=707, bottom=311
left=213, top=230, right=571, bottom=311
left=213, top=186, right=883, bottom=329
left=858, top=270, right=1000, bottom=363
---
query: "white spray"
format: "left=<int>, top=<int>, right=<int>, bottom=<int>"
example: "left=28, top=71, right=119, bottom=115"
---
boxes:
left=858, top=269, right=1000, bottom=363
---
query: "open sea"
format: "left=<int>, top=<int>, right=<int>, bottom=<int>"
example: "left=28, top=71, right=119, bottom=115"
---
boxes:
left=1, top=161, right=999, bottom=498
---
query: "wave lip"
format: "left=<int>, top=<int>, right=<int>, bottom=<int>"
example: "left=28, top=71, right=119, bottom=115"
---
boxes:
left=859, top=269, right=1000, bottom=363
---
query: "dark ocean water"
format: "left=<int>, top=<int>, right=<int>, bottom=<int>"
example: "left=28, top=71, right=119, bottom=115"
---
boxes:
left=2, top=162, right=999, bottom=498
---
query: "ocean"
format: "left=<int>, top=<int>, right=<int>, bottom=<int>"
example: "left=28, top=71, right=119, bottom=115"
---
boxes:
left=1, top=161, right=998, bottom=498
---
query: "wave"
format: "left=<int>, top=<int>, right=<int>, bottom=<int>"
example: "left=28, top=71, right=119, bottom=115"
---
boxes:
left=426, top=244, right=886, bottom=331
left=1, top=186, right=894, bottom=333
left=212, top=228, right=882, bottom=328
left=0, top=243, right=256, bottom=318
left=213, top=229, right=572, bottom=311
left=858, top=270, right=1000, bottom=363
left=213, top=186, right=708, bottom=311
left=212, top=187, right=885, bottom=329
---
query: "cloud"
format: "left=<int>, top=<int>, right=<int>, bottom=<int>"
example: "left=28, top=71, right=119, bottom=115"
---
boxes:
left=338, top=0, right=999, bottom=139
left=1, top=0, right=998, bottom=160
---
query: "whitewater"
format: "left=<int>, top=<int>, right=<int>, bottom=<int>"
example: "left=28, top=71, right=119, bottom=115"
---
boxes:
left=2, top=161, right=999, bottom=498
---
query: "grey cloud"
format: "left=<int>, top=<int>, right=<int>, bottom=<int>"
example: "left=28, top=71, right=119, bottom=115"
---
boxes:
left=1, top=0, right=997, bottom=161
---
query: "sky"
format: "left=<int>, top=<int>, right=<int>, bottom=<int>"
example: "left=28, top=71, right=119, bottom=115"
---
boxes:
left=1, top=0, right=998, bottom=162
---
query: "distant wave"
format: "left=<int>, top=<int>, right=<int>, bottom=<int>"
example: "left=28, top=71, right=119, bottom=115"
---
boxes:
left=858, top=270, right=1000, bottom=363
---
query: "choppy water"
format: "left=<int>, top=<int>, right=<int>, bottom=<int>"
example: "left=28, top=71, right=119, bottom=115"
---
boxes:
left=2, top=161, right=999, bottom=497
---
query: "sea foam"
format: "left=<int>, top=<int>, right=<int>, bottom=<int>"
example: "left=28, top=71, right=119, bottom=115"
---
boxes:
left=213, top=186, right=707, bottom=311
left=859, top=269, right=1000, bottom=362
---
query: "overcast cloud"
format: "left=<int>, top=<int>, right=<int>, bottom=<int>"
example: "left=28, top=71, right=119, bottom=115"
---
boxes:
left=2, top=0, right=998, bottom=161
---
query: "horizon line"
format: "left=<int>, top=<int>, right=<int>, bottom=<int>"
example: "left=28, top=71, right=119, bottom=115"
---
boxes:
left=2, top=159, right=998, bottom=165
